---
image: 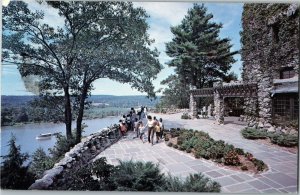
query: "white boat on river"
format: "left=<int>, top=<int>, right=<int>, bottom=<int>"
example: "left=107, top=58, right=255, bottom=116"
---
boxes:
left=36, top=132, right=61, bottom=140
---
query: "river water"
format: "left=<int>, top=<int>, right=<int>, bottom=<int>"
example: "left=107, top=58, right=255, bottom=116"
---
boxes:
left=1, top=116, right=120, bottom=158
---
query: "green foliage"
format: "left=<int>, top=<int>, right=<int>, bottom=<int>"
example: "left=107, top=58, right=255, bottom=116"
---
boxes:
left=110, top=160, right=164, bottom=191
left=169, top=128, right=267, bottom=170
left=91, top=157, right=114, bottom=183
left=224, top=150, right=240, bottom=166
left=158, top=75, right=190, bottom=109
left=244, top=152, right=254, bottom=161
left=242, top=128, right=298, bottom=147
left=182, top=173, right=221, bottom=192
left=179, top=145, right=186, bottom=151
left=181, top=113, right=192, bottom=119
left=165, top=3, right=237, bottom=91
left=235, top=148, right=245, bottom=155
left=1, top=134, right=35, bottom=189
left=268, top=132, right=298, bottom=147
left=29, top=147, right=54, bottom=179
left=66, top=165, right=100, bottom=191
left=241, top=127, right=268, bottom=139
left=181, top=136, right=199, bottom=150
left=252, top=158, right=266, bottom=172
left=161, top=173, right=221, bottom=192
left=48, top=134, right=77, bottom=162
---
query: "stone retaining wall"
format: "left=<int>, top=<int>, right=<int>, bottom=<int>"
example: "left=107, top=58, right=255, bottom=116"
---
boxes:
left=29, top=125, right=121, bottom=190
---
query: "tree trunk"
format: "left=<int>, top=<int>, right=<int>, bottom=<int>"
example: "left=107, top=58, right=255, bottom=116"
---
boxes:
left=76, top=85, right=88, bottom=143
left=64, top=86, right=73, bottom=140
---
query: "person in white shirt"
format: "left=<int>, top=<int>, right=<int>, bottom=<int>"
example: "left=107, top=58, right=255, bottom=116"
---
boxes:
left=146, top=115, right=156, bottom=145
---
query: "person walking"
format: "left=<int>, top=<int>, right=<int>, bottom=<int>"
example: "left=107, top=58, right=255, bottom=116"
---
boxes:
left=159, top=118, right=164, bottom=139
left=138, top=121, right=146, bottom=143
left=146, top=115, right=156, bottom=145
left=134, top=118, right=139, bottom=138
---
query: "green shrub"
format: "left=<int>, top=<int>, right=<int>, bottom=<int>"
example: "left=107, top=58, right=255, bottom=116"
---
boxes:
left=224, top=150, right=240, bottom=166
left=161, top=173, right=220, bottom=192
left=181, top=113, right=191, bottom=119
left=29, top=147, right=54, bottom=179
left=110, top=160, right=164, bottom=191
left=92, top=157, right=114, bottom=183
left=181, top=136, right=198, bottom=150
left=179, top=145, right=186, bottom=151
left=252, top=158, right=266, bottom=172
left=241, top=165, right=248, bottom=171
left=235, top=148, right=245, bottom=155
left=194, top=131, right=210, bottom=139
left=66, top=165, right=100, bottom=191
left=177, top=138, right=184, bottom=145
left=223, top=144, right=235, bottom=154
left=268, top=133, right=298, bottom=147
left=167, top=142, right=173, bottom=147
left=171, top=131, right=180, bottom=138
left=241, top=127, right=268, bottom=139
left=160, top=174, right=185, bottom=191
left=194, top=152, right=201, bottom=159
left=182, top=173, right=221, bottom=192
left=244, top=152, right=254, bottom=161
left=207, top=145, right=224, bottom=160
left=49, top=134, right=77, bottom=162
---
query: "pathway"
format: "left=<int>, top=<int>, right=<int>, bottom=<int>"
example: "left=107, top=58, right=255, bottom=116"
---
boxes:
left=94, top=113, right=298, bottom=193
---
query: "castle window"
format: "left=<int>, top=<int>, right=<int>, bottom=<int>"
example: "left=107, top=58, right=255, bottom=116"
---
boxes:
left=272, top=93, right=298, bottom=126
left=272, top=24, right=280, bottom=43
left=280, top=67, right=295, bottom=79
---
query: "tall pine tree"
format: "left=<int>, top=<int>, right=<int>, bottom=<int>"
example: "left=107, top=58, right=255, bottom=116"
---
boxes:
left=166, top=4, right=238, bottom=89
left=1, top=134, right=35, bottom=189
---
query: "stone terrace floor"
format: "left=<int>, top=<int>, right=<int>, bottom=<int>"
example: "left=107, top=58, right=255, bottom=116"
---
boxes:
left=94, top=113, right=298, bottom=193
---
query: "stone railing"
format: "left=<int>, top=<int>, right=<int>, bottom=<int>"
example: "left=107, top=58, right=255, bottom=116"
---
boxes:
left=29, top=124, right=121, bottom=190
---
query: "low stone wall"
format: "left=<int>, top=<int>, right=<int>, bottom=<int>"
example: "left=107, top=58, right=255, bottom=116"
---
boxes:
left=29, top=125, right=121, bottom=190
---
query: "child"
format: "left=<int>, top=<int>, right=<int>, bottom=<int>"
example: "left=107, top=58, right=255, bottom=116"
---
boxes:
left=138, top=121, right=147, bottom=143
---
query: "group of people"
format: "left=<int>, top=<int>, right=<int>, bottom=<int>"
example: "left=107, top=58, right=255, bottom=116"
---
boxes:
left=118, top=106, right=164, bottom=145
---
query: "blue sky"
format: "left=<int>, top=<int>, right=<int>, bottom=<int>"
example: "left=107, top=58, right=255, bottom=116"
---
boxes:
left=1, top=1, right=243, bottom=96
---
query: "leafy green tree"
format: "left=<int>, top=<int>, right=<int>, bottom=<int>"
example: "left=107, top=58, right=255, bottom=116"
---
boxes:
left=165, top=3, right=238, bottom=89
left=159, top=74, right=189, bottom=108
left=2, top=1, right=162, bottom=143
left=29, top=147, right=54, bottom=179
left=1, top=134, right=35, bottom=189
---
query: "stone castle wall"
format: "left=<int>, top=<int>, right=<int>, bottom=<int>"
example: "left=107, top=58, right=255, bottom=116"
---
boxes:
left=241, top=3, right=299, bottom=127
left=29, top=125, right=121, bottom=190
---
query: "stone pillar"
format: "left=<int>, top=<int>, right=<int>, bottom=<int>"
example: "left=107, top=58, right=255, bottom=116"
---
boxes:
left=213, top=82, right=224, bottom=124
left=190, top=93, right=197, bottom=118
left=257, top=73, right=273, bottom=128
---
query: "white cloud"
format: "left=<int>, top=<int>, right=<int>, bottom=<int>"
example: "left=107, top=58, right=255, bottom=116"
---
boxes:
left=134, top=2, right=191, bottom=26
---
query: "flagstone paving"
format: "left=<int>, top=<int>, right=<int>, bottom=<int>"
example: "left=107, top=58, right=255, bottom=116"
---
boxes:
left=94, top=113, right=298, bottom=193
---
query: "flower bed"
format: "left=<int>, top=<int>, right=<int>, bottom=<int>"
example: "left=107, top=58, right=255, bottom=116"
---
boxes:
left=164, top=128, right=268, bottom=173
